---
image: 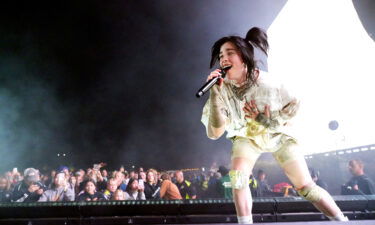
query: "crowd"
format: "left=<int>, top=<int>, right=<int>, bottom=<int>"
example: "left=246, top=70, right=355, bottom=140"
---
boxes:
left=0, top=159, right=373, bottom=203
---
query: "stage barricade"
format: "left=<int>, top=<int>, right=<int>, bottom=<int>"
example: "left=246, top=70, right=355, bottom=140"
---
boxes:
left=0, top=195, right=374, bottom=224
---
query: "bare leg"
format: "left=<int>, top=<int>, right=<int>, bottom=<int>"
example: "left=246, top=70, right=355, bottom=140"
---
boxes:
left=231, top=157, right=257, bottom=223
left=281, top=158, right=343, bottom=218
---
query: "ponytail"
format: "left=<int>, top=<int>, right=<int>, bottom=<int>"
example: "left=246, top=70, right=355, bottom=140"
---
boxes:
left=245, top=27, right=269, bottom=56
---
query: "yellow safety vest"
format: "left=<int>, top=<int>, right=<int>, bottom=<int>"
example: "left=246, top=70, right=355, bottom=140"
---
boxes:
left=184, top=180, right=192, bottom=199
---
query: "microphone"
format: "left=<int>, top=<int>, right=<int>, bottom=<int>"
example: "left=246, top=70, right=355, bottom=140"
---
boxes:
left=195, top=66, right=231, bottom=98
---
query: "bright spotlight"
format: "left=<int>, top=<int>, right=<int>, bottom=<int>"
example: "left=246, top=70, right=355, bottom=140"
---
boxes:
left=268, top=0, right=375, bottom=155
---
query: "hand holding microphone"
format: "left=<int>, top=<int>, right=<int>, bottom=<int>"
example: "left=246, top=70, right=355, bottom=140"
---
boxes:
left=207, top=69, right=224, bottom=96
left=196, top=66, right=231, bottom=98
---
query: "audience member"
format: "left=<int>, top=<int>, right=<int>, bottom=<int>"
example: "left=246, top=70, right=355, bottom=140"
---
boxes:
left=88, top=165, right=106, bottom=191
left=193, top=172, right=209, bottom=198
left=273, top=182, right=295, bottom=197
left=342, top=159, right=375, bottom=195
left=76, top=179, right=105, bottom=201
left=138, top=171, right=146, bottom=190
left=256, top=170, right=272, bottom=197
left=68, top=175, right=77, bottom=191
left=103, top=178, right=118, bottom=200
left=144, top=169, right=160, bottom=200
left=114, top=171, right=127, bottom=191
left=310, top=168, right=328, bottom=191
left=8, top=168, right=22, bottom=186
left=129, top=170, right=135, bottom=179
left=101, top=169, right=109, bottom=182
left=217, top=166, right=232, bottom=199
left=175, top=170, right=197, bottom=199
left=0, top=176, right=12, bottom=202
left=205, top=170, right=222, bottom=198
left=58, top=166, right=70, bottom=180
left=123, top=171, right=130, bottom=185
left=249, top=174, right=259, bottom=197
left=11, top=168, right=44, bottom=202
left=39, top=172, right=74, bottom=202
left=124, top=178, right=146, bottom=200
left=4, top=159, right=375, bottom=203
left=160, top=173, right=182, bottom=200
left=111, top=189, right=125, bottom=200
left=45, top=170, right=56, bottom=188
left=74, top=170, right=85, bottom=194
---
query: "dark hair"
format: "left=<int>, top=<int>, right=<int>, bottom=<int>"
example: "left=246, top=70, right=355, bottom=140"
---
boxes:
left=84, top=179, right=97, bottom=190
left=218, top=166, right=229, bottom=176
left=210, top=27, right=268, bottom=87
left=245, top=27, right=268, bottom=57
left=125, top=178, right=138, bottom=193
left=257, top=169, right=265, bottom=176
left=349, top=159, right=364, bottom=167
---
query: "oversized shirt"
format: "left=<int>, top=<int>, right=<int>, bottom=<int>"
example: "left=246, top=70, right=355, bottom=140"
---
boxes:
left=201, top=70, right=299, bottom=149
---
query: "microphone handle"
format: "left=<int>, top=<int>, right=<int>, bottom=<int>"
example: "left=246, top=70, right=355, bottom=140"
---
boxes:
left=195, top=75, right=221, bottom=98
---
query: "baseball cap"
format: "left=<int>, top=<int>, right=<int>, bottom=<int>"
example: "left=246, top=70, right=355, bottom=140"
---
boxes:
left=24, top=168, right=40, bottom=183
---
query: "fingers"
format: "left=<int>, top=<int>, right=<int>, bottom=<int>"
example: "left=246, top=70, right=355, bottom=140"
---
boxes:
left=29, top=184, right=39, bottom=192
left=243, top=102, right=252, bottom=113
left=243, top=101, right=259, bottom=119
left=264, top=105, right=270, bottom=118
left=250, top=100, right=258, bottom=112
left=206, top=69, right=223, bottom=82
left=217, top=77, right=224, bottom=87
left=245, top=100, right=258, bottom=113
left=206, top=69, right=224, bottom=90
left=244, top=101, right=273, bottom=121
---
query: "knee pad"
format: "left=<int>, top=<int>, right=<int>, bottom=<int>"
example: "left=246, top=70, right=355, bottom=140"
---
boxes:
left=229, top=170, right=249, bottom=190
left=297, top=183, right=325, bottom=202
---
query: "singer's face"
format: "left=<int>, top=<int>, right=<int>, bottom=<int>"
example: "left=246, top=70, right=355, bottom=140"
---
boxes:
left=219, top=42, right=246, bottom=83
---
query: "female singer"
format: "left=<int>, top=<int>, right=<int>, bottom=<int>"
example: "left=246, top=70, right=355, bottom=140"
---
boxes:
left=201, top=27, right=348, bottom=224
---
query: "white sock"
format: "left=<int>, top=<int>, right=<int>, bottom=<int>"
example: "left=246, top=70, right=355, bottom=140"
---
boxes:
left=327, top=212, right=349, bottom=221
left=237, top=216, right=253, bottom=224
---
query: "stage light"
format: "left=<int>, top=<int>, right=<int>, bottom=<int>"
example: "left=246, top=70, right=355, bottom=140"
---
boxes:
left=268, top=0, right=375, bottom=155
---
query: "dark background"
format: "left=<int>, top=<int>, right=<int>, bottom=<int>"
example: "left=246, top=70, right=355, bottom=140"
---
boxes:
left=0, top=0, right=373, bottom=173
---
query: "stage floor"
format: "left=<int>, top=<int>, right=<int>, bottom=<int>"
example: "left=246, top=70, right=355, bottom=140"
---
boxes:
left=181, top=221, right=374, bottom=225
left=1, top=218, right=373, bottom=225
